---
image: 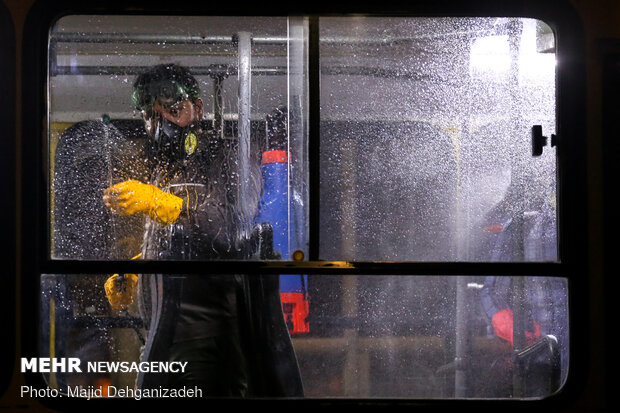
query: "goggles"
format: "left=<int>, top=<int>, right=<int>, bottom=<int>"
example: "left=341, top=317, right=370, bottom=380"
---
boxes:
left=131, top=79, right=197, bottom=115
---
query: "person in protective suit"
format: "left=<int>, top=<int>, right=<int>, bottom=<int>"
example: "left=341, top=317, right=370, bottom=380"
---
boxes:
left=477, top=182, right=568, bottom=392
left=103, top=63, right=303, bottom=397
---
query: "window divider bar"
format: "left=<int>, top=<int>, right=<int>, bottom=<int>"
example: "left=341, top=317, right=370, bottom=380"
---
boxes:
left=308, top=15, right=321, bottom=261
left=41, top=259, right=567, bottom=277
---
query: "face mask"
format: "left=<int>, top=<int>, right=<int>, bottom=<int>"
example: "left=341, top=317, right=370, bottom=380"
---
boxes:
left=149, top=115, right=184, bottom=144
left=161, top=117, right=185, bottom=142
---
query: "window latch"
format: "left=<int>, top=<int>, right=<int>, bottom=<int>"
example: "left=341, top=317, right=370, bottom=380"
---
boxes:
left=531, top=125, right=557, bottom=157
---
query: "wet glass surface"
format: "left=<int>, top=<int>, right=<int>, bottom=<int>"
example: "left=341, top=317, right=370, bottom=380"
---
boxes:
left=318, top=17, right=557, bottom=262
left=44, top=15, right=566, bottom=400
left=49, top=16, right=308, bottom=261
left=41, top=273, right=569, bottom=398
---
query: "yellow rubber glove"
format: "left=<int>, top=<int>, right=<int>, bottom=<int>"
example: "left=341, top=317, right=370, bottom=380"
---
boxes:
left=103, top=180, right=183, bottom=224
left=104, top=253, right=141, bottom=311
left=104, top=273, right=138, bottom=311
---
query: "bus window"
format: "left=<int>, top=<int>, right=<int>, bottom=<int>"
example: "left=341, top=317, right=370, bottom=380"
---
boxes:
left=42, top=14, right=568, bottom=401
left=49, top=15, right=309, bottom=262
left=318, top=17, right=557, bottom=262
left=41, top=273, right=569, bottom=398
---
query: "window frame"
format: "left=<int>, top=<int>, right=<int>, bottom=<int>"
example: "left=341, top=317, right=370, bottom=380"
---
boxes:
left=0, top=0, right=16, bottom=398
left=20, top=0, right=587, bottom=406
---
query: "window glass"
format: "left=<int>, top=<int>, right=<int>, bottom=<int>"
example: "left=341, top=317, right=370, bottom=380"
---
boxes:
left=49, top=16, right=308, bottom=261
left=41, top=273, right=569, bottom=398
left=43, top=14, right=568, bottom=402
left=319, top=17, right=557, bottom=262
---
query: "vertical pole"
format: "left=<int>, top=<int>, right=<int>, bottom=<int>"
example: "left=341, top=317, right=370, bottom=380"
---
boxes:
left=212, top=74, right=224, bottom=139
left=508, top=20, right=525, bottom=261
left=507, top=19, right=527, bottom=398
left=340, top=116, right=361, bottom=396
left=454, top=37, right=475, bottom=399
left=287, top=16, right=309, bottom=256
left=237, top=32, right=252, bottom=225
left=455, top=277, right=468, bottom=397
